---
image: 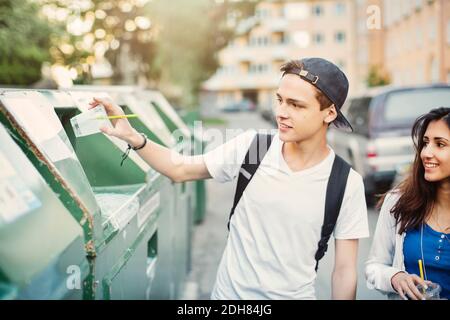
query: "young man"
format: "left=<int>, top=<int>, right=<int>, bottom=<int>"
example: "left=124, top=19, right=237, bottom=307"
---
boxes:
left=90, top=57, right=369, bottom=300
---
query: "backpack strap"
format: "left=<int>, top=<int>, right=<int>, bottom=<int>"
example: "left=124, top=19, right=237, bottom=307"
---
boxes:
left=314, top=154, right=351, bottom=271
left=227, top=133, right=274, bottom=230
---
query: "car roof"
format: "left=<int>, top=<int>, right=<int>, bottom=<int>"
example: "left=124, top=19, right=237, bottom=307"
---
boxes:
left=348, top=83, right=450, bottom=99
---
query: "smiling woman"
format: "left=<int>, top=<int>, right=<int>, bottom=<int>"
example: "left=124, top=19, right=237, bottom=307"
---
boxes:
left=389, top=107, right=450, bottom=234
left=421, top=120, right=450, bottom=183
left=366, top=107, right=450, bottom=301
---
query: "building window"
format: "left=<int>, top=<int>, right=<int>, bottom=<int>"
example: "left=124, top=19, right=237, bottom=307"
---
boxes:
left=356, top=0, right=365, bottom=6
left=401, top=0, right=410, bottom=17
left=358, top=48, right=367, bottom=64
left=250, top=36, right=270, bottom=47
left=393, top=0, right=401, bottom=23
left=256, top=8, right=270, bottom=19
left=415, top=0, right=423, bottom=10
left=417, top=64, right=425, bottom=83
left=220, top=65, right=236, bottom=75
left=335, top=2, right=346, bottom=16
left=335, top=31, right=346, bottom=43
left=275, top=32, right=288, bottom=45
left=416, top=28, right=422, bottom=48
left=405, top=32, right=419, bottom=50
left=249, top=64, right=269, bottom=74
left=358, top=19, right=366, bottom=34
left=384, top=0, right=392, bottom=27
left=284, top=3, right=309, bottom=20
left=429, top=19, right=436, bottom=41
left=312, top=5, right=324, bottom=17
left=447, top=20, right=450, bottom=44
left=431, top=58, right=439, bottom=83
left=312, top=33, right=324, bottom=45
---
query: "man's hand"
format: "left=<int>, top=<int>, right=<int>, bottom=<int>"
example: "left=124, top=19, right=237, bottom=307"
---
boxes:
left=89, top=97, right=141, bottom=146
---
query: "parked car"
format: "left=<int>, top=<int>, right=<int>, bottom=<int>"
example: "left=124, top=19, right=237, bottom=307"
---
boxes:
left=327, top=84, right=450, bottom=205
left=220, top=99, right=256, bottom=112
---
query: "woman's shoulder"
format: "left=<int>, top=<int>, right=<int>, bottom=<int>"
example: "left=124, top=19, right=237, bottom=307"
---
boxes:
left=384, top=189, right=402, bottom=202
left=378, top=189, right=402, bottom=217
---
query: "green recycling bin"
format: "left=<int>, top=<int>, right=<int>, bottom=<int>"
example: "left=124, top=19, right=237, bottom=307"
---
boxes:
left=43, top=89, right=176, bottom=299
left=62, top=91, right=185, bottom=299
left=112, top=89, right=193, bottom=282
left=67, top=85, right=194, bottom=298
left=138, top=90, right=207, bottom=226
left=136, top=89, right=205, bottom=275
left=0, top=89, right=170, bottom=299
left=0, top=121, right=89, bottom=300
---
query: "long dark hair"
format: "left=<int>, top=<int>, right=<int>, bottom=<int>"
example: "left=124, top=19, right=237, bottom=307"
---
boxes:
left=377, top=107, right=450, bottom=234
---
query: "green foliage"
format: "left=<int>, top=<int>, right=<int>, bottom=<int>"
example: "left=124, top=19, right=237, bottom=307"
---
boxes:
left=200, top=117, right=228, bottom=126
left=0, top=0, right=258, bottom=99
left=366, top=65, right=390, bottom=87
left=147, top=0, right=259, bottom=108
left=0, top=0, right=54, bottom=85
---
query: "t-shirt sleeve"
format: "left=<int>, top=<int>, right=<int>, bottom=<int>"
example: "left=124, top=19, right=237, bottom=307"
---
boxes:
left=333, top=169, right=370, bottom=239
left=202, top=129, right=257, bottom=183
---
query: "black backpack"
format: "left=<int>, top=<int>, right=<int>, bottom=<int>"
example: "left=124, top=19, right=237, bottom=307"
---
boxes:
left=228, top=133, right=351, bottom=271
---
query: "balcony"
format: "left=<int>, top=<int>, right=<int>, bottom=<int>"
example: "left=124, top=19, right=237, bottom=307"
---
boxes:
left=222, top=44, right=289, bottom=62
left=265, top=18, right=289, bottom=32
left=203, top=72, right=280, bottom=91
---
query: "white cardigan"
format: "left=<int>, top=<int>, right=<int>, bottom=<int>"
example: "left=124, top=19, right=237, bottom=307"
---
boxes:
left=365, top=192, right=406, bottom=298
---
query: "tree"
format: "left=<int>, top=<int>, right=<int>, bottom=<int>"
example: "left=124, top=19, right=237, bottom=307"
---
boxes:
left=44, top=0, right=259, bottom=108
left=146, top=0, right=259, bottom=108
left=366, top=65, right=390, bottom=87
left=39, top=0, right=161, bottom=84
left=3, top=0, right=258, bottom=105
left=0, top=0, right=54, bottom=85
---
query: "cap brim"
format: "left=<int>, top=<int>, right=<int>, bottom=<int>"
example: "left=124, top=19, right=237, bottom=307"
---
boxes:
left=333, top=108, right=353, bottom=132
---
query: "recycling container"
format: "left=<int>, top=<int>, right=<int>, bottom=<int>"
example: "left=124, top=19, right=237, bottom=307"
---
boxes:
left=67, top=86, right=194, bottom=298
left=0, top=121, right=89, bottom=300
left=0, top=90, right=171, bottom=299
left=139, top=90, right=207, bottom=225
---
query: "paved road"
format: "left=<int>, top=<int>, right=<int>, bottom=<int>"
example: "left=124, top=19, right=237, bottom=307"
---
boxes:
left=184, top=111, right=386, bottom=300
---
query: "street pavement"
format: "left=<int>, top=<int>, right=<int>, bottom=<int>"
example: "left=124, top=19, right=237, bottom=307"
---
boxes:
left=183, top=111, right=386, bottom=300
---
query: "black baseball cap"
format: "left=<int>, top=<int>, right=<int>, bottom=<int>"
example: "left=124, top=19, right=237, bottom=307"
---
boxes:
left=282, top=57, right=353, bottom=132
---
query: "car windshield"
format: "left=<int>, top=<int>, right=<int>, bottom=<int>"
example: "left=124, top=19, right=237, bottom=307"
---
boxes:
left=383, top=87, right=450, bottom=126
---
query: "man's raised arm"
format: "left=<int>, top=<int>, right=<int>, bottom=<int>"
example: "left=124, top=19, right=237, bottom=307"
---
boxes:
left=89, top=97, right=212, bottom=183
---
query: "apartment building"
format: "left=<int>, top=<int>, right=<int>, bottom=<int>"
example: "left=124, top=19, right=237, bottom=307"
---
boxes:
left=381, top=0, right=450, bottom=86
left=201, top=0, right=365, bottom=114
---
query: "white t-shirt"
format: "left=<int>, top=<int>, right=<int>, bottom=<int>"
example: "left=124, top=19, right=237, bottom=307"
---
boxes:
left=203, top=129, right=369, bottom=300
